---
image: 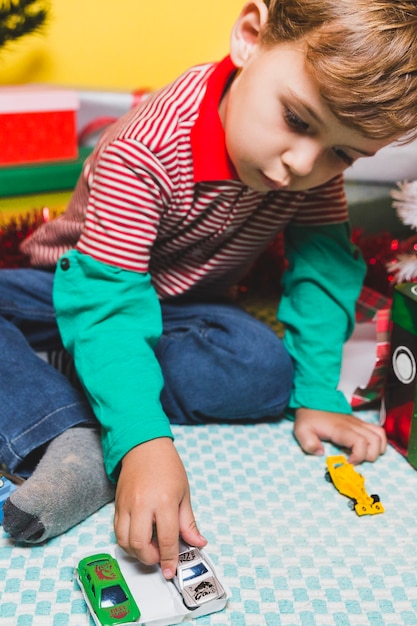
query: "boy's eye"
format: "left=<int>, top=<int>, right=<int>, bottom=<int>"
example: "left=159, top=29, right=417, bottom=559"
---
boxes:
left=333, top=147, right=354, bottom=167
left=284, top=107, right=309, bottom=133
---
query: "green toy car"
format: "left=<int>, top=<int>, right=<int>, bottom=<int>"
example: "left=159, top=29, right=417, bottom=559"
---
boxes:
left=76, top=553, right=141, bottom=625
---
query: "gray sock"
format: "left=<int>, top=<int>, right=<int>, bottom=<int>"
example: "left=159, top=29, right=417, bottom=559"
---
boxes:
left=2, top=427, right=115, bottom=543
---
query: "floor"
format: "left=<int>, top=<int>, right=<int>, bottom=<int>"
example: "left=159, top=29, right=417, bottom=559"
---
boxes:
left=1, top=412, right=417, bottom=626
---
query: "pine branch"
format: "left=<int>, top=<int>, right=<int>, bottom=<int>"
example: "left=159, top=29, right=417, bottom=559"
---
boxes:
left=0, top=0, right=49, bottom=48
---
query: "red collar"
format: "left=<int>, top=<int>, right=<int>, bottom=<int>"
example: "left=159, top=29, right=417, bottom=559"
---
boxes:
left=191, top=56, right=239, bottom=183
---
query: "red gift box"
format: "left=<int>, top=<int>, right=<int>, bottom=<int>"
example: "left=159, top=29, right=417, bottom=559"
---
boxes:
left=0, top=85, right=79, bottom=166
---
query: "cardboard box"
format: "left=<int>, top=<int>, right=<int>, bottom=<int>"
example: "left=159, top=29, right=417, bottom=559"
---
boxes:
left=0, top=85, right=79, bottom=166
left=382, top=283, right=417, bottom=467
left=75, top=545, right=230, bottom=626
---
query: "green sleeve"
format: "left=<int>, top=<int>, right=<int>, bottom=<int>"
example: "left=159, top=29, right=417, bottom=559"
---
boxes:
left=277, top=222, right=366, bottom=418
left=53, top=249, right=173, bottom=480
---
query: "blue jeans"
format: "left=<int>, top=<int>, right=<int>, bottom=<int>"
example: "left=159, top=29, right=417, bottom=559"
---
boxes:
left=0, top=269, right=293, bottom=476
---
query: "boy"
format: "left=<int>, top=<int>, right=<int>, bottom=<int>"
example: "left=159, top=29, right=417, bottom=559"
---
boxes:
left=2, top=0, right=417, bottom=580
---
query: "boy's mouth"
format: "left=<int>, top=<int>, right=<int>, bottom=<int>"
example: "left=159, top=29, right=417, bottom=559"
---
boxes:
left=259, top=172, right=287, bottom=191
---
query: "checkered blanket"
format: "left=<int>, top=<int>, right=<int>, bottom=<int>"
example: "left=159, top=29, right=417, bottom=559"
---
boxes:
left=2, top=413, right=417, bottom=626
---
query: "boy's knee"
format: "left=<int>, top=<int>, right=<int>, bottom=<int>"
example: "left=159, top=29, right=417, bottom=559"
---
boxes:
left=157, top=313, right=293, bottom=422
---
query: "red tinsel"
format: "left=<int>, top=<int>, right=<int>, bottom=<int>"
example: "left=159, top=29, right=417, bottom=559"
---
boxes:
left=240, top=227, right=417, bottom=298
left=238, top=233, right=286, bottom=297
left=0, top=208, right=50, bottom=268
left=351, top=229, right=395, bottom=297
left=352, top=228, right=417, bottom=296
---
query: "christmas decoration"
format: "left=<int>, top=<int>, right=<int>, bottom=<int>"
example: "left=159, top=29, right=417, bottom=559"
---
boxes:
left=0, top=206, right=50, bottom=268
left=389, top=180, right=417, bottom=282
left=0, top=0, right=53, bottom=266
left=0, top=0, right=48, bottom=49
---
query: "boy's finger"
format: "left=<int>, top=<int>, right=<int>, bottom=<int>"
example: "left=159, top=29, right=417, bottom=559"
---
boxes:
left=179, top=501, right=207, bottom=549
left=347, top=441, right=368, bottom=465
left=158, top=535, right=180, bottom=580
left=294, top=426, right=325, bottom=456
left=154, top=513, right=180, bottom=580
left=346, top=424, right=386, bottom=464
left=114, top=500, right=160, bottom=565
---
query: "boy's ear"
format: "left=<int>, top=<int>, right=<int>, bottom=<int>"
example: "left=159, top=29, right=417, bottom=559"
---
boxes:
left=230, top=0, right=269, bottom=68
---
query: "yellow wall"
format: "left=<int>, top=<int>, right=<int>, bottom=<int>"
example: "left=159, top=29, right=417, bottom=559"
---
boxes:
left=0, top=0, right=244, bottom=90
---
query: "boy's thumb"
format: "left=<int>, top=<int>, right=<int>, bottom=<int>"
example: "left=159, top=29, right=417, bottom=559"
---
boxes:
left=179, top=505, right=207, bottom=549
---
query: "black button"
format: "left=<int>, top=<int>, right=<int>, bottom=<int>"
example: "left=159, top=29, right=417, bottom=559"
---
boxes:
left=60, top=258, right=70, bottom=270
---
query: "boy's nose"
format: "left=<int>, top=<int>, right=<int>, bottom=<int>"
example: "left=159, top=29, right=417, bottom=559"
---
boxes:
left=283, top=141, right=321, bottom=177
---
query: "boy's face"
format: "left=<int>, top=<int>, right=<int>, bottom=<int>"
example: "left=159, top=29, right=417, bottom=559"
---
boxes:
left=219, top=40, right=393, bottom=192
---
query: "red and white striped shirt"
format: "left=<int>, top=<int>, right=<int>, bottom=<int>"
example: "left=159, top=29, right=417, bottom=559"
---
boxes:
left=22, top=56, right=348, bottom=299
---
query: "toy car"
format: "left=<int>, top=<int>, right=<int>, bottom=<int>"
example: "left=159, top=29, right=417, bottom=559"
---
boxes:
left=76, top=553, right=141, bottom=625
left=325, top=455, right=384, bottom=516
left=172, top=539, right=226, bottom=610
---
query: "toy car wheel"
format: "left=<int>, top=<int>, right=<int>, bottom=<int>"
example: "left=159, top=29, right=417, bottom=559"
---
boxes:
left=347, top=499, right=357, bottom=511
left=324, top=471, right=333, bottom=483
left=371, top=494, right=380, bottom=503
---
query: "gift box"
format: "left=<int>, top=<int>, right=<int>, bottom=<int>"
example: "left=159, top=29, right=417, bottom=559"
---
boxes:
left=0, top=85, right=79, bottom=166
left=349, top=287, right=392, bottom=408
left=335, top=286, right=392, bottom=409
left=77, top=88, right=149, bottom=147
left=382, top=282, right=417, bottom=467
left=0, top=146, right=92, bottom=198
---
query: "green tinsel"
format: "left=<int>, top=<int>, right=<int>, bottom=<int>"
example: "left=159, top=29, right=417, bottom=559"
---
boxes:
left=0, top=0, right=48, bottom=48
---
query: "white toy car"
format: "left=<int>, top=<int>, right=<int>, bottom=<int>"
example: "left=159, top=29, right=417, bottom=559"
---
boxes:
left=173, top=540, right=226, bottom=610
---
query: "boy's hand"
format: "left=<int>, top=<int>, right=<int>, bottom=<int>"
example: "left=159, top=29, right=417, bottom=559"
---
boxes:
left=293, top=407, right=387, bottom=465
left=114, top=437, right=207, bottom=579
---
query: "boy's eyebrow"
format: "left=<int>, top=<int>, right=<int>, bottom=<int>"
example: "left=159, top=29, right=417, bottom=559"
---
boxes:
left=290, top=92, right=324, bottom=128
left=289, top=89, right=376, bottom=157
